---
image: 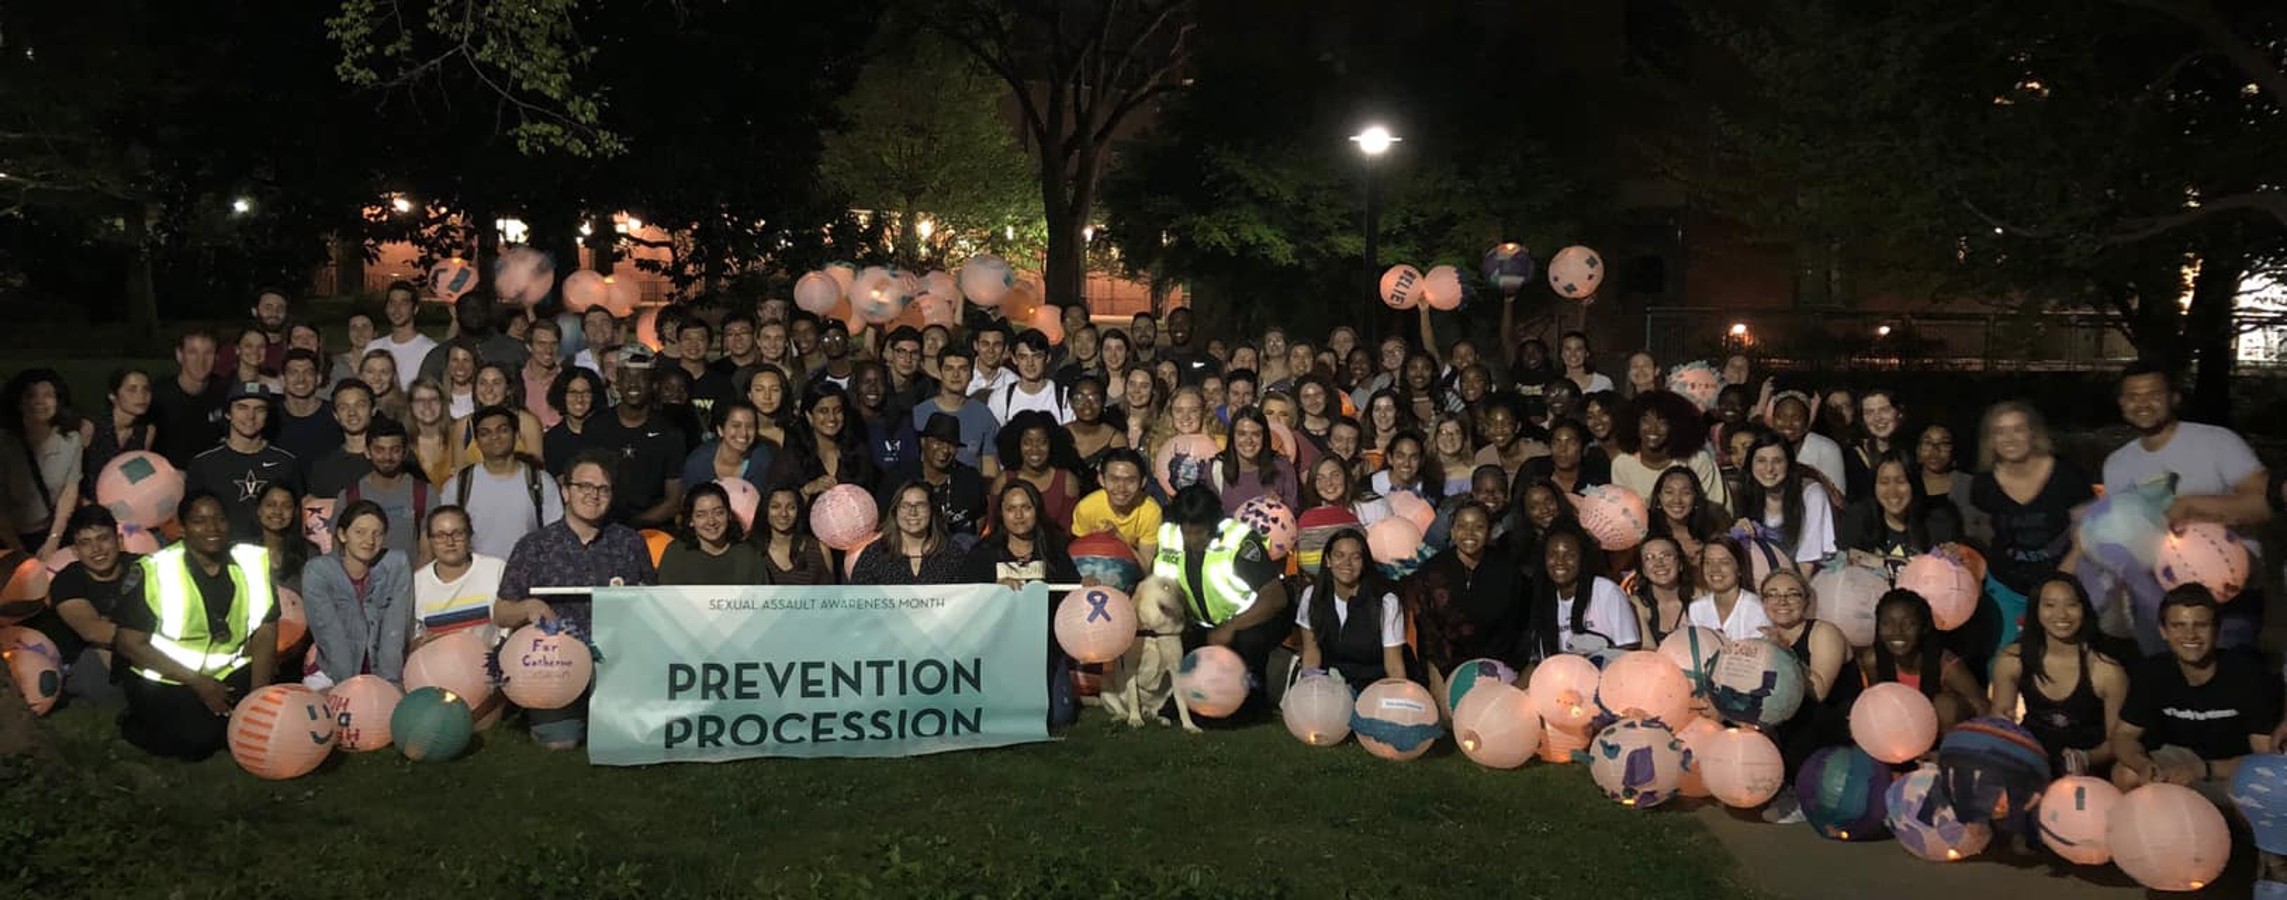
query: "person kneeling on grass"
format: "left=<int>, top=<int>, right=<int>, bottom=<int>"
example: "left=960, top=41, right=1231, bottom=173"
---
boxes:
left=1152, top=485, right=1290, bottom=716
left=111, top=490, right=279, bottom=760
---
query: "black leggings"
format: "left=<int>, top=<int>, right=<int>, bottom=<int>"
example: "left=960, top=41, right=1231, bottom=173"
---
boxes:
left=119, top=667, right=255, bottom=761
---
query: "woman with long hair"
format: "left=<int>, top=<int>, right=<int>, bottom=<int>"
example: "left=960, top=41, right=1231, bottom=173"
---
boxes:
left=1144, top=386, right=1223, bottom=481
left=256, top=481, right=316, bottom=589
left=1405, top=502, right=1524, bottom=700
left=1295, top=375, right=1338, bottom=457
left=1208, top=406, right=1297, bottom=514
left=443, top=342, right=479, bottom=419
left=735, top=364, right=794, bottom=449
left=964, top=479, right=1079, bottom=587
left=1843, top=388, right=1908, bottom=499
left=82, top=367, right=157, bottom=490
left=756, top=486, right=835, bottom=585
left=1837, top=450, right=1961, bottom=573
left=1302, top=454, right=1392, bottom=527
left=1988, top=574, right=2127, bottom=775
left=1360, top=388, right=1408, bottom=473
left=360, top=349, right=409, bottom=425
left=1473, top=395, right=1551, bottom=484
left=657, top=481, right=769, bottom=584
left=848, top=481, right=964, bottom=585
left=1856, top=588, right=1984, bottom=730
left=993, top=410, right=1086, bottom=531
left=1609, top=389, right=1729, bottom=512
left=1621, top=350, right=1661, bottom=400
left=1735, top=429, right=1835, bottom=566
left=1519, top=418, right=1605, bottom=495
left=682, top=399, right=774, bottom=488
left=1120, top=367, right=1163, bottom=448
left=1969, top=400, right=2092, bottom=667
left=231, top=329, right=280, bottom=391
left=4, top=368, right=83, bottom=555
left=1501, top=476, right=1578, bottom=583
left=767, top=381, right=877, bottom=502
left=1915, top=422, right=1988, bottom=544
left=1426, top=414, right=1476, bottom=498
left=1623, top=534, right=1693, bottom=647
left=1299, top=527, right=1415, bottom=686
left=402, top=377, right=458, bottom=486
left=1399, top=350, right=1443, bottom=423
left=299, top=499, right=414, bottom=687
left=1688, top=536, right=1770, bottom=641
left=1098, top=328, right=1136, bottom=407
left=1556, top=331, right=1614, bottom=394
left=1065, top=374, right=1126, bottom=494
left=542, top=367, right=609, bottom=476
left=1522, top=521, right=1640, bottom=660
left=1648, top=465, right=1727, bottom=564
left=453, top=362, right=545, bottom=469
left=1368, top=429, right=1432, bottom=500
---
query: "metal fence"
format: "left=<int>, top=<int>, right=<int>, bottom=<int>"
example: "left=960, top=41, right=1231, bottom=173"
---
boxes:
left=1641, top=307, right=2287, bottom=373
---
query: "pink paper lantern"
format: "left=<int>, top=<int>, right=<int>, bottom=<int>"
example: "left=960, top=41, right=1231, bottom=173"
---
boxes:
left=1420, top=265, right=1465, bottom=311
left=841, top=533, right=878, bottom=581
left=117, top=524, right=160, bottom=555
left=1528, top=653, right=1602, bottom=733
left=1897, top=552, right=1978, bottom=631
left=1574, top=484, right=1650, bottom=552
left=1385, top=490, right=1435, bottom=533
left=1548, top=245, right=1604, bottom=299
left=1378, top=264, right=1425, bottom=309
left=1811, top=562, right=1890, bottom=647
left=325, top=673, right=403, bottom=752
left=1656, top=626, right=1728, bottom=684
left=1053, top=586, right=1135, bottom=664
left=1698, top=726, right=1787, bottom=809
left=500, top=624, right=594, bottom=710
left=301, top=497, right=335, bottom=556
left=1850, top=682, right=1939, bottom=764
left=492, top=246, right=555, bottom=307
left=1234, top=494, right=1299, bottom=561
left=94, top=450, right=183, bottom=529
left=917, top=291, right=959, bottom=328
left=602, top=276, right=640, bottom=317
left=1665, top=361, right=1723, bottom=411
left=403, top=628, right=495, bottom=710
left=1453, top=681, right=1542, bottom=769
left=275, top=585, right=306, bottom=654
left=561, top=270, right=607, bottom=313
left=1590, top=717, right=1689, bottom=808
left=635, top=306, right=662, bottom=351
left=2106, top=783, right=2232, bottom=891
left=715, top=477, right=760, bottom=531
left=227, top=684, right=335, bottom=780
left=919, top=269, right=957, bottom=302
left=1540, top=721, right=1592, bottom=764
left=1597, top=650, right=1694, bottom=727
left=1674, top=715, right=1723, bottom=798
left=1176, top=645, right=1248, bottom=718
left=1152, top=433, right=1219, bottom=496
left=811, top=484, right=880, bottom=552
left=2155, top=523, right=2250, bottom=602
left=1, top=626, right=62, bottom=715
left=2037, top=775, right=2124, bottom=865
left=1282, top=673, right=1354, bottom=747
left=793, top=272, right=842, bottom=316
left=851, top=267, right=911, bottom=324
left=822, top=261, right=858, bottom=298
left=1352, top=677, right=1442, bottom=762
left=1364, top=517, right=1424, bottom=565
left=1028, top=305, right=1065, bottom=345
left=959, top=254, right=1014, bottom=306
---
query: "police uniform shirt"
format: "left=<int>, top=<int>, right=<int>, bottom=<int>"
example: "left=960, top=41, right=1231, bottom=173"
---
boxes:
left=113, top=554, right=280, bottom=642
left=1182, top=530, right=1279, bottom=620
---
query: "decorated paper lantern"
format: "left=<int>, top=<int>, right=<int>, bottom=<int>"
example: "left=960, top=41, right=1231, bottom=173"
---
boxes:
left=1943, top=542, right=1988, bottom=585
left=840, top=533, right=877, bottom=581
left=1528, top=653, right=1602, bottom=733
left=95, top=451, right=183, bottom=529
left=1028, top=305, right=1065, bottom=345
left=492, top=246, right=556, bottom=307
left=1378, top=264, right=1425, bottom=309
left=915, top=291, right=959, bottom=328
left=2076, top=481, right=2172, bottom=576
left=325, top=674, right=402, bottom=752
left=1548, top=245, right=1604, bottom=298
left=1453, top=682, right=1541, bottom=768
left=117, top=524, right=159, bottom=555
left=1851, top=682, right=1939, bottom=764
left=1420, top=265, right=1465, bottom=311
left=793, top=272, right=842, bottom=315
left=1364, top=517, right=1423, bottom=565
left=2155, top=522, right=2250, bottom=602
left=1597, top=650, right=1694, bottom=728
left=1, top=626, right=62, bottom=715
left=1152, top=433, right=1219, bottom=496
left=1706, top=638, right=1805, bottom=727
left=959, top=254, right=1015, bottom=306
left=402, top=628, right=495, bottom=710
left=0, top=554, right=49, bottom=625
left=1798, top=746, right=1895, bottom=841
left=1292, top=506, right=1359, bottom=574
left=391, top=686, right=473, bottom=762
left=822, top=261, right=858, bottom=297
left=631, top=306, right=662, bottom=351
left=1054, top=586, right=1136, bottom=664
left=428, top=256, right=478, bottom=302
left=2037, top=775, right=2124, bottom=865
left=1886, top=767, right=1992, bottom=862
left=1673, top=716, right=1723, bottom=798
left=2107, top=784, right=2231, bottom=891
left=1574, top=484, right=1650, bottom=552
left=274, top=585, right=307, bottom=654
left=227, top=684, right=335, bottom=780
left=602, top=276, right=640, bottom=317
left=1443, top=657, right=1519, bottom=713
left=500, top=624, right=595, bottom=710
left=1897, top=552, right=1977, bottom=631
left=1810, top=561, right=1889, bottom=647
left=1068, top=531, right=1142, bottom=593
left=2231, top=754, right=2287, bottom=855
left=1351, top=678, right=1442, bottom=762
left=1233, top=495, right=1299, bottom=561
left=561, top=270, right=607, bottom=313
left=919, top=269, right=957, bottom=303
left=1700, top=726, right=1787, bottom=808
left=1482, top=242, right=1535, bottom=295
left=811, top=484, right=879, bottom=552
left=852, top=267, right=912, bottom=324
left=1656, top=626, right=1728, bottom=689
left=1665, top=361, right=1723, bottom=412
left=713, top=477, right=761, bottom=531
left=1282, top=673, right=1354, bottom=747
left=1176, top=646, right=1248, bottom=718
left=1590, top=718, right=1689, bottom=808
left=1540, top=722, right=1592, bottom=764
left=1936, top=716, right=2052, bottom=836
left=1384, top=490, right=1435, bottom=533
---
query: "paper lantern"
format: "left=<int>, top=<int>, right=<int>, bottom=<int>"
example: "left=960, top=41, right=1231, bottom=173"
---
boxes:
left=1176, top=645, right=1248, bottom=718
left=811, top=484, right=880, bottom=552
left=1, top=626, right=62, bottom=715
left=2155, top=522, right=2250, bottom=602
left=1053, top=586, right=1135, bottom=664
left=1656, top=626, right=1728, bottom=689
left=840, top=533, right=877, bottom=581
left=1482, top=242, right=1535, bottom=295
left=275, top=585, right=306, bottom=654
left=1700, top=726, right=1786, bottom=808
left=1737, top=534, right=1787, bottom=590
left=2107, top=784, right=2231, bottom=891
left=1001, top=276, right=1045, bottom=328
left=228, top=684, right=335, bottom=780
left=117, top=524, right=159, bottom=555
left=1453, top=682, right=1541, bottom=768
left=1378, top=264, right=1425, bottom=310
left=1598, top=650, right=1694, bottom=728
left=1897, top=553, right=1977, bottom=631
left=1152, top=433, right=1219, bottom=496
left=602, top=276, right=640, bottom=317
left=1706, top=637, right=1805, bottom=727
left=500, top=624, right=594, bottom=710
left=1420, top=265, right=1465, bottom=311
left=1574, top=484, right=1650, bottom=552
left=561, top=270, right=607, bottom=313
left=1385, top=490, right=1435, bottom=533
left=1027, top=305, right=1065, bottom=346
left=1591, top=718, right=1689, bottom=808
left=1364, top=517, right=1423, bottom=566
left=1548, top=245, right=1604, bottom=299
left=1351, top=678, right=1442, bottom=762
left=920, top=269, right=957, bottom=302
left=822, top=261, right=858, bottom=297
left=1665, top=361, right=1723, bottom=412
left=1673, top=716, right=1723, bottom=798
left=428, top=257, right=478, bottom=302
left=852, top=266, right=911, bottom=324
left=2037, top=775, right=2123, bottom=865
left=915, top=291, right=959, bottom=328
left=632, top=306, right=663, bottom=351
left=1282, top=673, right=1354, bottom=747
left=1540, top=722, right=1592, bottom=763
left=1799, top=746, right=1895, bottom=841
left=325, top=674, right=402, bottom=752
left=492, top=246, right=556, bottom=307
left=300, top=496, right=336, bottom=556
left=1528, top=653, right=1602, bottom=733
left=0, top=554, right=49, bottom=625
left=1810, top=562, right=1889, bottom=648
left=2076, top=483, right=2171, bottom=576
left=714, top=477, right=761, bottom=531
left=1233, top=495, right=1299, bottom=561
left=793, top=272, right=841, bottom=315
left=403, top=628, right=495, bottom=710
left=95, top=451, right=183, bottom=529
left=1943, top=542, right=1988, bottom=585
left=391, top=686, right=473, bottom=762
left=1850, top=682, right=1938, bottom=764
left=2231, top=754, right=2287, bottom=856
left=1886, top=767, right=1991, bottom=862
left=1293, top=506, right=1360, bottom=575
left=1443, top=657, right=1518, bottom=713
left=1936, top=716, right=2051, bottom=835
left=959, top=254, right=1015, bottom=306
left=1068, top=531, right=1143, bottom=593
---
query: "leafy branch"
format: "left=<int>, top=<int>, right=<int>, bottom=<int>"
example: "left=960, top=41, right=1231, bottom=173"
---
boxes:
left=325, top=0, right=623, bottom=156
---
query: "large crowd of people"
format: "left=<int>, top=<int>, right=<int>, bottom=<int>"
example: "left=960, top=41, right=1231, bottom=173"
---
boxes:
left=3, top=282, right=2284, bottom=883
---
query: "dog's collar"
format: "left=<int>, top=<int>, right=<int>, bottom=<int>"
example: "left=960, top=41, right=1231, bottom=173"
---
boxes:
left=1136, top=628, right=1184, bottom=638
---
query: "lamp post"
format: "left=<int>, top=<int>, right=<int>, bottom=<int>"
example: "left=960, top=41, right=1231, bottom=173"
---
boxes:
left=1350, top=125, right=1398, bottom=332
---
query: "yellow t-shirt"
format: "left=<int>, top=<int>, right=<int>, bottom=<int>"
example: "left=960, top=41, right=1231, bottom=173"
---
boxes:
left=1070, top=490, right=1163, bottom=560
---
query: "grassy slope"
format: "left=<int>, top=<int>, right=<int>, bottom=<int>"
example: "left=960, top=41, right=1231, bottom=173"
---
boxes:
left=7, top=703, right=1762, bottom=899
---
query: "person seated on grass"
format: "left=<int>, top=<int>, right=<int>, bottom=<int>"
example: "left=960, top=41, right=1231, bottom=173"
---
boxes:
left=1520, top=521, right=1641, bottom=661
left=1152, top=484, right=1291, bottom=715
left=1761, top=568, right=1856, bottom=824
left=111, top=490, right=279, bottom=760
left=300, top=499, right=414, bottom=690
left=40, top=506, right=141, bottom=706
left=2110, top=586, right=2280, bottom=793
left=1297, top=527, right=1413, bottom=687
left=1854, top=588, right=1983, bottom=732
left=1988, top=574, right=2127, bottom=776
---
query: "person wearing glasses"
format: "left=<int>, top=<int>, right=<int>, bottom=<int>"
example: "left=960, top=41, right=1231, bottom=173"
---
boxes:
left=413, top=505, right=505, bottom=645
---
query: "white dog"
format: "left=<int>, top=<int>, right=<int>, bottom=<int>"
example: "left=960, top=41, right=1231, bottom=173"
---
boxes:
left=1102, top=576, right=1199, bottom=733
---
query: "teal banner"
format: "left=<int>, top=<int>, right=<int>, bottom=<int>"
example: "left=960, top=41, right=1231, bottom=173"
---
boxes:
left=587, top=583, right=1050, bottom=765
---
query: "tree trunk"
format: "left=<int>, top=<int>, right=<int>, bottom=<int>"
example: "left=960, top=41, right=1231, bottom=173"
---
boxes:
left=898, top=199, right=923, bottom=270
left=2183, top=245, right=2244, bottom=425
left=123, top=201, right=161, bottom=355
left=332, top=232, right=368, bottom=298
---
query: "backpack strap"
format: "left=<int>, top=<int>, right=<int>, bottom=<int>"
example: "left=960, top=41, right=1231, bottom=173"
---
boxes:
left=524, top=463, right=544, bottom=523
left=453, top=465, right=475, bottom=508
left=412, top=480, right=430, bottom=524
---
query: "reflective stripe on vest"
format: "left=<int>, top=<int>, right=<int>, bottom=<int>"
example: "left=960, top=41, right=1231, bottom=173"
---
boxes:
left=134, top=544, right=275, bottom=685
left=1150, top=519, right=1257, bottom=626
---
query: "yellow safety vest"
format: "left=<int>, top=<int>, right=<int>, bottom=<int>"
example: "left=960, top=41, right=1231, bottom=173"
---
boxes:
left=132, top=544, right=274, bottom=685
left=1152, top=520, right=1258, bottom=626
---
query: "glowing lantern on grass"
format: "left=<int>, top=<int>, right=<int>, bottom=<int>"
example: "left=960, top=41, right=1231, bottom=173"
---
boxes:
left=2155, top=522, right=2250, bottom=602
left=1540, top=722, right=1591, bottom=764
left=96, top=451, right=182, bottom=529
left=500, top=624, right=594, bottom=710
left=2107, top=784, right=2231, bottom=891
left=326, top=674, right=402, bottom=752
left=812, top=484, right=879, bottom=552
left=1851, top=682, right=1939, bottom=764
left=1590, top=718, right=1688, bottom=808
left=1351, top=678, right=1442, bottom=762
left=1442, top=657, right=1518, bottom=713
left=1453, top=682, right=1540, bottom=768
left=1597, top=650, right=1694, bottom=727
left=1886, top=767, right=1991, bottom=862
left=1282, top=673, right=1353, bottom=747
left=1701, top=726, right=1786, bottom=808
left=1053, top=586, right=1135, bottom=664
left=1528, top=653, right=1601, bottom=733
left=2037, top=775, right=2123, bottom=865
left=1, top=626, right=62, bottom=715
left=1548, top=245, right=1603, bottom=298
left=403, top=628, right=495, bottom=711
left=1673, top=716, right=1722, bottom=798
left=1799, top=746, right=1895, bottom=841
left=1656, top=626, right=1727, bottom=688
left=1898, top=552, right=1977, bottom=631
left=1574, top=484, right=1649, bottom=552
left=228, top=684, right=335, bottom=779
left=1706, top=637, right=1805, bottom=727
left=1378, top=265, right=1425, bottom=309
left=392, top=686, right=473, bottom=762
left=1177, top=645, right=1247, bottom=718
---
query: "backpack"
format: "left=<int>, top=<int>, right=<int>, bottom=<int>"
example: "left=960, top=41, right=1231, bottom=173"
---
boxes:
left=453, top=461, right=546, bottom=526
left=997, top=380, right=1068, bottom=423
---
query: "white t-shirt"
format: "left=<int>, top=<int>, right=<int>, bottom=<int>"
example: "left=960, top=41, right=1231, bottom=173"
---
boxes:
left=367, top=333, right=439, bottom=391
left=987, top=380, right=1071, bottom=424
left=1689, top=590, right=1771, bottom=642
left=413, top=554, right=505, bottom=642
left=1797, top=432, right=1847, bottom=501
left=440, top=463, right=565, bottom=560
left=1762, top=480, right=1837, bottom=563
left=2103, top=422, right=2265, bottom=560
left=967, top=366, right=1018, bottom=399
left=1294, top=585, right=1405, bottom=647
left=1554, top=576, right=1642, bottom=653
left=574, top=347, right=606, bottom=377
left=1608, top=447, right=1730, bottom=511
left=448, top=389, right=475, bottom=421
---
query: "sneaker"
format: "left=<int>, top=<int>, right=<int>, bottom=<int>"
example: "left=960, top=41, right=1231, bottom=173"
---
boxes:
left=1761, top=788, right=1805, bottom=825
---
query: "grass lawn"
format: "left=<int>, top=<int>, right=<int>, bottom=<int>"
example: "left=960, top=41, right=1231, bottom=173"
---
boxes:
left=7, top=701, right=1765, bottom=899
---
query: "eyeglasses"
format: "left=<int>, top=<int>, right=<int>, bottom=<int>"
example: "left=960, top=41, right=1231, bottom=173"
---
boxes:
left=567, top=482, right=613, bottom=497
left=1764, top=589, right=1807, bottom=602
left=430, top=529, right=470, bottom=542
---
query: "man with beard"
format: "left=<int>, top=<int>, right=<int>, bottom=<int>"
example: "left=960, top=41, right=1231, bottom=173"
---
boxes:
left=1129, top=311, right=1158, bottom=364
left=214, top=288, right=291, bottom=378
left=878, top=413, right=987, bottom=543
left=585, top=347, right=685, bottom=528
left=185, top=382, right=298, bottom=543
left=334, top=416, right=429, bottom=562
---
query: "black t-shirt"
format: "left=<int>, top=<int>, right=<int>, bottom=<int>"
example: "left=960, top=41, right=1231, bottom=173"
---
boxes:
left=1971, top=462, right=2094, bottom=594
left=50, top=555, right=137, bottom=622
left=585, top=411, right=688, bottom=526
left=151, top=374, right=226, bottom=469
left=274, top=401, right=341, bottom=479
left=2122, top=650, right=2283, bottom=761
left=304, top=446, right=372, bottom=502
left=184, top=442, right=302, bottom=543
left=543, top=421, right=610, bottom=477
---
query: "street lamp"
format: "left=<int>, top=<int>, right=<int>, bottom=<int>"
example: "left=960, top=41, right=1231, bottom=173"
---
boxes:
left=1351, top=125, right=1400, bottom=330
